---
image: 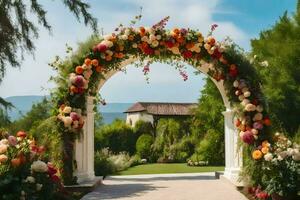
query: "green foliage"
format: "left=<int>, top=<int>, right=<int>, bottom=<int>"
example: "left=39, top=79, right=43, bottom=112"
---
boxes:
left=192, top=129, right=225, bottom=165
left=8, top=98, right=51, bottom=134
left=29, top=116, right=63, bottom=169
left=251, top=2, right=300, bottom=136
left=95, top=119, right=137, bottom=155
left=191, top=78, right=225, bottom=138
left=136, top=134, right=154, bottom=159
left=134, top=120, right=154, bottom=137
left=94, top=148, right=138, bottom=176
left=0, top=109, right=11, bottom=128
left=94, top=149, right=115, bottom=176
left=0, top=0, right=97, bottom=82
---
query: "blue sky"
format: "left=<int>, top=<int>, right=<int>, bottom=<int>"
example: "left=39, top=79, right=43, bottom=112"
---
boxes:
left=0, top=0, right=297, bottom=103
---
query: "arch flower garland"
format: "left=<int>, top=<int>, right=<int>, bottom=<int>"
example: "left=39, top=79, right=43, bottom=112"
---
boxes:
left=52, top=17, right=300, bottom=190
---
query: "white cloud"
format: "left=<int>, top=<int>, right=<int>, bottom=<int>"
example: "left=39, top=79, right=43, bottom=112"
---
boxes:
left=0, top=0, right=248, bottom=103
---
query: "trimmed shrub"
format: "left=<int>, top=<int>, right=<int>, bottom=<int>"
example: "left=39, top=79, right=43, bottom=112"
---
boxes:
left=94, top=149, right=114, bottom=176
left=95, top=119, right=137, bottom=155
left=136, top=134, right=153, bottom=159
left=192, top=129, right=225, bottom=165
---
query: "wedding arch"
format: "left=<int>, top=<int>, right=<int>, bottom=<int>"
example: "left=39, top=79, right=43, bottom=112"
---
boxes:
left=52, top=17, right=277, bottom=185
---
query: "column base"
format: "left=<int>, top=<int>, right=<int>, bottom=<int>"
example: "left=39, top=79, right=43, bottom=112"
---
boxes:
left=223, top=167, right=243, bottom=186
left=75, top=171, right=95, bottom=183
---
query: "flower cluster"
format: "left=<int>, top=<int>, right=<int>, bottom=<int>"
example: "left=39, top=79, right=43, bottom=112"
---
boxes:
left=57, top=104, right=84, bottom=131
left=0, top=131, right=62, bottom=199
left=262, top=133, right=300, bottom=162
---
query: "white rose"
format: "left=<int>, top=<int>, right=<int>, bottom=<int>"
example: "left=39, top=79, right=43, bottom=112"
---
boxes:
left=141, top=36, right=148, bottom=42
left=292, top=152, right=300, bottom=161
left=264, top=153, right=273, bottom=161
left=132, top=43, right=138, bottom=48
left=0, top=139, right=8, bottom=145
left=256, top=105, right=263, bottom=112
left=149, top=34, right=156, bottom=41
left=105, top=50, right=113, bottom=56
left=244, top=91, right=251, bottom=98
left=101, top=40, right=113, bottom=48
left=63, top=117, right=73, bottom=127
left=156, top=35, right=161, bottom=40
left=25, top=176, right=35, bottom=183
left=36, top=183, right=43, bottom=191
left=31, top=160, right=48, bottom=173
left=121, top=35, right=128, bottom=40
left=238, top=95, right=245, bottom=101
left=63, top=106, right=72, bottom=114
left=245, top=103, right=256, bottom=112
left=251, top=129, right=258, bottom=135
left=241, top=87, right=249, bottom=93
left=241, top=99, right=250, bottom=106
left=233, top=80, right=239, bottom=88
left=151, top=40, right=159, bottom=47
left=124, top=29, right=131, bottom=36
left=278, top=151, right=288, bottom=160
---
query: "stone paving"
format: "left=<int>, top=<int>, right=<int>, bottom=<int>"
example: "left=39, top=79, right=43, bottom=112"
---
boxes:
left=81, top=173, right=248, bottom=200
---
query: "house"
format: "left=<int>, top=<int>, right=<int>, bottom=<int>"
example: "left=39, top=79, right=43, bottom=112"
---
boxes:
left=124, top=102, right=197, bottom=127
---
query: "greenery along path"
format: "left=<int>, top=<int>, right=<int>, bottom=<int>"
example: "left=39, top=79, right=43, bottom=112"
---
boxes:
left=115, top=164, right=224, bottom=175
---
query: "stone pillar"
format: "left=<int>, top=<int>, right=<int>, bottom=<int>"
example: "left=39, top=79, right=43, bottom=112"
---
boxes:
left=74, top=96, right=95, bottom=183
left=222, top=109, right=243, bottom=185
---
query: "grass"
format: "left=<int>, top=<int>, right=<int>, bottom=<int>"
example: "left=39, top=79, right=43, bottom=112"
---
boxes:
left=116, top=163, right=224, bottom=175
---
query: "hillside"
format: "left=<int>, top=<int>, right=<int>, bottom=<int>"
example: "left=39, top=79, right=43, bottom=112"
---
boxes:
left=4, top=96, right=129, bottom=123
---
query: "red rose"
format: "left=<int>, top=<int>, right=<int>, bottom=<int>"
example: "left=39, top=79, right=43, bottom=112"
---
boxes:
left=229, top=68, right=238, bottom=77
left=182, top=50, right=193, bottom=59
left=51, top=175, right=61, bottom=183
left=144, top=47, right=154, bottom=55
left=165, top=41, right=174, bottom=48
left=48, top=163, right=58, bottom=176
left=212, top=49, right=222, bottom=59
left=16, top=131, right=26, bottom=138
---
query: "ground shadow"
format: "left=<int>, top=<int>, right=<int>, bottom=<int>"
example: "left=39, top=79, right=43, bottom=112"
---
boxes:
left=81, top=183, right=164, bottom=200
left=106, top=174, right=217, bottom=182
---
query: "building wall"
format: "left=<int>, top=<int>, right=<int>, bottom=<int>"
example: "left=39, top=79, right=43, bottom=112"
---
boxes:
left=126, top=111, right=154, bottom=127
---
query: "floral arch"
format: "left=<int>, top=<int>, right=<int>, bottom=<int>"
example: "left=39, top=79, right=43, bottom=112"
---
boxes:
left=51, top=17, right=299, bottom=193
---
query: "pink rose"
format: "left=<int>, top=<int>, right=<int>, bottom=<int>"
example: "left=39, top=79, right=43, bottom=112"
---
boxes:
left=96, top=43, right=107, bottom=52
left=8, top=136, right=17, bottom=146
left=241, top=130, right=254, bottom=144
left=70, top=112, right=79, bottom=121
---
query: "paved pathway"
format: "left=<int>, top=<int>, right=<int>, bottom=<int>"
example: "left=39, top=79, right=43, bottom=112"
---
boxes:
left=81, top=173, right=248, bottom=200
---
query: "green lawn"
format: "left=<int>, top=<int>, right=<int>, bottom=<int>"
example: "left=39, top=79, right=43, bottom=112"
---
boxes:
left=116, top=163, right=224, bottom=175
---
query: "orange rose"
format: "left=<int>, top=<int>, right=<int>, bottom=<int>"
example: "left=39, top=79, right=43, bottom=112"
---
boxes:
left=261, top=147, right=269, bottom=154
left=105, top=55, right=112, bottom=61
left=70, top=85, right=78, bottom=93
left=75, top=66, right=83, bottom=74
left=84, top=58, right=92, bottom=66
left=252, top=150, right=263, bottom=160
left=185, top=43, right=195, bottom=49
left=128, top=35, right=134, bottom=41
left=11, top=158, right=21, bottom=167
left=95, top=66, right=103, bottom=73
left=172, top=28, right=180, bottom=35
left=262, top=140, right=270, bottom=148
left=91, top=59, right=99, bottom=67
left=176, top=36, right=184, bottom=44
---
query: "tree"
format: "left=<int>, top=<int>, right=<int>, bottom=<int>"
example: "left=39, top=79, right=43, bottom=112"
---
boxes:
left=251, top=0, right=300, bottom=136
left=190, top=77, right=225, bottom=165
left=0, top=0, right=97, bottom=83
left=8, top=98, right=52, bottom=134
left=191, top=77, right=225, bottom=138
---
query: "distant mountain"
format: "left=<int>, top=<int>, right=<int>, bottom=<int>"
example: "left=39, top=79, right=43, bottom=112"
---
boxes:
left=4, top=95, right=131, bottom=124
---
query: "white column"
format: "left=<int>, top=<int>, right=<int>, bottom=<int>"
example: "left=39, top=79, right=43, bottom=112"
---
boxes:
left=222, top=109, right=243, bottom=185
left=74, top=96, right=95, bottom=183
